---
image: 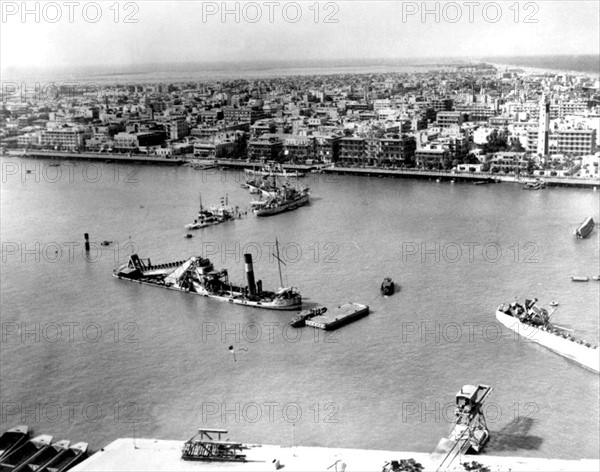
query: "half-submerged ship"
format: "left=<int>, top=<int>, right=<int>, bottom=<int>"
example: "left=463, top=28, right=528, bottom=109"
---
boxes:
left=113, top=243, right=301, bottom=311
left=435, top=384, right=492, bottom=470
left=185, top=195, right=237, bottom=230
left=496, top=299, right=599, bottom=373
left=254, top=184, right=310, bottom=217
left=574, top=217, right=594, bottom=239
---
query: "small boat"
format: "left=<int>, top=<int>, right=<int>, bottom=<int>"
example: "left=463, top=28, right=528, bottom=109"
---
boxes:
left=0, top=426, right=29, bottom=460
left=185, top=234, right=193, bottom=239
left=290, top=306, right=327, bottom=328
left=549, top=300, right=559, bottom=307
left=100, top=240, right=113, bottom=247
left=524, top=179, right=546, bottom=190
left=450, top=179, right=455, bottom=184
left=37, top=442, right=88, bottom=472
left=574, top=217, right=595, bottom=239
left=593, top=276, right=600, bottom=281
left=380, top=277, right=395, bottom=296
left=436, top=178, right=441, bottom=183
left=473, top=181, right=488, bottom=185
left=571, top=276, right=590, bottom=282
left=13, top=440, right=70, bottom=472
left=0, top=435, right=53, bottom=470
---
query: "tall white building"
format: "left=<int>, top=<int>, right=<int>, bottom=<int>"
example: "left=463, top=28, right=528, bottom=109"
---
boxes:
left=537, top=94, right=550, bottom=157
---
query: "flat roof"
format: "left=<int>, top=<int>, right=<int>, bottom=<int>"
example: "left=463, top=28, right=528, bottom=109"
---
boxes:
left=71, top=438, right=599, bottom=472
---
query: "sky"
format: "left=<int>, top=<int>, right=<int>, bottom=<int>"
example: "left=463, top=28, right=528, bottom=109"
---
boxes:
left=1, top=0, right=599, bottom=71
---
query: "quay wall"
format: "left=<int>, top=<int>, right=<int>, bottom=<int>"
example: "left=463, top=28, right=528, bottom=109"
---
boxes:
left=17, top=150, right=184, bottom=165
left=71, top=438, right=600, bottom=472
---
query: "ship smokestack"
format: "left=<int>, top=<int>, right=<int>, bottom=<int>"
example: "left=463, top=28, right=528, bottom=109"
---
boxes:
left=244, top=254, right=256, bottom=296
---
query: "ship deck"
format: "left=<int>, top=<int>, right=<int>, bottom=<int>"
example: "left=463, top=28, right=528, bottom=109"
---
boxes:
left=70, top=438, right=599, bottom=472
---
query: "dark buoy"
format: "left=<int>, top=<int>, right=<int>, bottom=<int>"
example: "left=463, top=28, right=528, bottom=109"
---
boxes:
left=84, top=233, right=90, bottom=251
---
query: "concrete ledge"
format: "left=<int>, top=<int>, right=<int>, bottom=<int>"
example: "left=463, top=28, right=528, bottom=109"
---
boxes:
left=71, top=438, right=599, bottom=472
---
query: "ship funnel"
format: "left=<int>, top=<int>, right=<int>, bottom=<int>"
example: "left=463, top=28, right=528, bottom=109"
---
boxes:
left=244, top=254, right=256, bottom=296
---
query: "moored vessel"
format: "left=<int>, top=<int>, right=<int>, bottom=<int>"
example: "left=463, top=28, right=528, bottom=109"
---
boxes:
left=0, top=426, right=29, bottom=461
left=496, top=299, right=599, bottom=373
left=290, top=306, right=327, bottom=328
left=0, top=435, right=53, bottom=471
left=574, top=216, right=595, bottom=239
left=113, top=245, right=301, bottom=311
left=254, top=185, right=310, bottom=217
left=245, top=163, right=304, bottom=178
left=13, top=440, right=70, bottom=472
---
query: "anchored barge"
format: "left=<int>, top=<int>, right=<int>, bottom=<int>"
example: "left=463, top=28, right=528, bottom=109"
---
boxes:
left=496, top=299, right=599, bottom=373
left=113, top=250, right=301, bottom=311
left=305, top=302, right=369, bottom=330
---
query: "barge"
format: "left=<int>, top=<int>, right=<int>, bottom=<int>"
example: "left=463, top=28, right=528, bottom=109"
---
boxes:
left=305, top=303, right=369, bottom=330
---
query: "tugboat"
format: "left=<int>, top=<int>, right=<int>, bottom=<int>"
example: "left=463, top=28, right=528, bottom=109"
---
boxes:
left=113, top=240, right=301, bottom=311
left=435, top=385, right=492, bottom=470
left=574, top=217, right=595, bottom=239
left=290, top=306, right=327, bottom=328
left=496, top=299, right=599, bottom=373
left=380, top=277, right=395, bottom=295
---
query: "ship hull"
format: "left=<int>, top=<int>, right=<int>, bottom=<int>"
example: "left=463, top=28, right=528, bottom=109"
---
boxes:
left=112, top=274, right=301, bottom=311
left=496, top=310, right=599, bottom=373
left=255, top=194, right=309, bottom=216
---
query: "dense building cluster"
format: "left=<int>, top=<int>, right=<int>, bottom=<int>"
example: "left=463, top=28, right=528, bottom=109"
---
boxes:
left=1, top=63, right=599, bottom=178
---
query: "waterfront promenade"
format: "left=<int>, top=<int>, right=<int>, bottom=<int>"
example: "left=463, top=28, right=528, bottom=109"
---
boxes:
left=16, top=150, right=185, bottom=165
left=215, top=159, right=599, bottom=188
left=6, top=152, right=598, bottom=188
left=72, top=438, right=600, bottom=472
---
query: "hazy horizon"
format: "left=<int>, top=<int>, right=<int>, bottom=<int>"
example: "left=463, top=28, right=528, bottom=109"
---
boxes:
left=1, top=1, right=598, bottom=72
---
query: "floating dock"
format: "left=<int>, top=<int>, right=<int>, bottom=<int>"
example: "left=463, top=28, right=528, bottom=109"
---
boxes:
left=305, top=302, right=369, bottom=330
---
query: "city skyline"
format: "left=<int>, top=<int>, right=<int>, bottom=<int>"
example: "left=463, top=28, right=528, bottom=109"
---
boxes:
left=1, top=1, right=599, bottom=71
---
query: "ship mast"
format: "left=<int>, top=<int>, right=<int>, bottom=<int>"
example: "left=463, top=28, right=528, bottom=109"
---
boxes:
left=273, top=238, right=285, bottom=288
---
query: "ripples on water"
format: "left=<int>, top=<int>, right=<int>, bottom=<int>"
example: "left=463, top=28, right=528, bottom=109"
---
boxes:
left=0, top=158, right=598, bottom=458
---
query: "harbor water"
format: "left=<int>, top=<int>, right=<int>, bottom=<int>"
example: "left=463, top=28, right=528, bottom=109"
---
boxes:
left=1, top=157, right=598, bottom=458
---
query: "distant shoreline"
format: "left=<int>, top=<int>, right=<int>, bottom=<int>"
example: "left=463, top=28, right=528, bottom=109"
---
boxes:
left=2, top=55, right=598, bottom=83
